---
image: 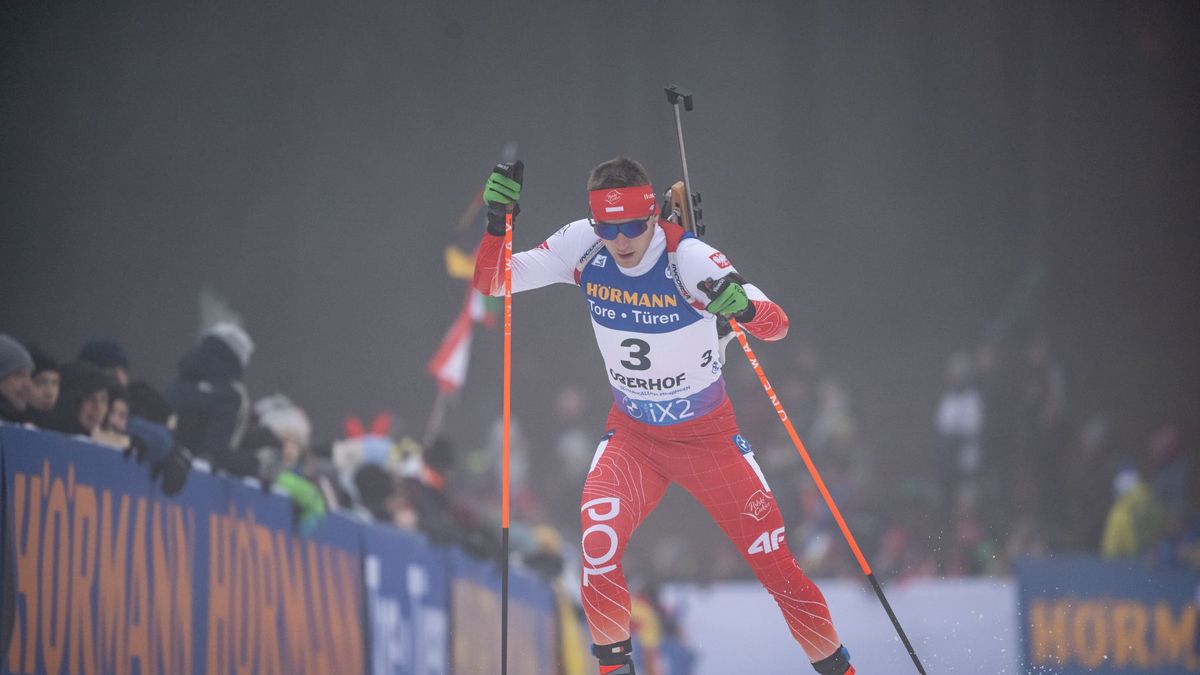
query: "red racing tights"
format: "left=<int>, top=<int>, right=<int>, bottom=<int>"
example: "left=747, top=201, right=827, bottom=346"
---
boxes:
left=579, top=398, right=844, bottom=662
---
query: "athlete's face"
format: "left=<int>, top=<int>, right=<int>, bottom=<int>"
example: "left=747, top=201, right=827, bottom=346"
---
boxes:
left=597, top=216, right=656, bottom=268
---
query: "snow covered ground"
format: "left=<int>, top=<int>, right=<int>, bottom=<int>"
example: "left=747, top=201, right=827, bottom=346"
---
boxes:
left=664, top=576, right=1019, bottom=674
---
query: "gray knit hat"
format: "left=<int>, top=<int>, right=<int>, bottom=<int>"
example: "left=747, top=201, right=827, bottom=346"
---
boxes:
left=0, top=334, right=34, bottom=379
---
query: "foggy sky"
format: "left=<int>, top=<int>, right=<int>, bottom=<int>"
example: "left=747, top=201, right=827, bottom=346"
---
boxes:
left=2, top=0, right=1197, bottom=477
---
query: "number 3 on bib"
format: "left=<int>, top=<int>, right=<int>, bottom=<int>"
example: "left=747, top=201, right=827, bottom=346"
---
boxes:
left=620, top=338, right=651, bottom=370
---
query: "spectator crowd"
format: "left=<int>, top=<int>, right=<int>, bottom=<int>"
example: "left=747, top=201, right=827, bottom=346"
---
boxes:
left=0, top=326, right=504, bottom=556
left=925, top=336, right=1197, bottom=577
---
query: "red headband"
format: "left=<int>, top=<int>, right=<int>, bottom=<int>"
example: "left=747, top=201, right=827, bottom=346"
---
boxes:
left=588, top=184, right=658, bottom=222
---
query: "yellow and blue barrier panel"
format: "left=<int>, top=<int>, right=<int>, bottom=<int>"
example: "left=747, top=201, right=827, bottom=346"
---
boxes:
left=1018, top=557, right=1200, bottom=674
left=0, top=425, right=555, bottom=675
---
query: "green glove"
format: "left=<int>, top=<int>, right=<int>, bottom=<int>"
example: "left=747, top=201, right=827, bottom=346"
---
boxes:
left=483, top=169, right=521, bottom=205
left=483, top=160, right=524, bottom=235
left=700, top=275, right=755, bottom=320
left=275, top=471, right=327, bottom=535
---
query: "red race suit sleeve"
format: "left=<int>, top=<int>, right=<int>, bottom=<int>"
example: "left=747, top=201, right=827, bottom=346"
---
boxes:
left=739, top=296, right=789, bottom=341
left=471, top=233, right=506, bottom=295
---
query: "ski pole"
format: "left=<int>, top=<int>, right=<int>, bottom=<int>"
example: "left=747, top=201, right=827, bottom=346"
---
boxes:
left=501, top=182, right=517, bottom=675
left=489, top=158, right=523, bottom=675
left=664, top=82, right=927, bottom=673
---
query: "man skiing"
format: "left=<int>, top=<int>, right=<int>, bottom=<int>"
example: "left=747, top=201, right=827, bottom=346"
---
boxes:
left=472, top=157, right=855, bottom=675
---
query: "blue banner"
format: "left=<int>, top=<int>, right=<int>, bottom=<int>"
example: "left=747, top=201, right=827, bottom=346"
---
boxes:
left=1, top=425, right=562, bottom=675
left=219, top=468, right=367, bottom=675
left=447, top=548, right=556, bottom=675
left=361, top=523, right=449, bottom=675
left=1017, top=557, right=1200, bottom=674
left=0, top=425, right=366, bottom=675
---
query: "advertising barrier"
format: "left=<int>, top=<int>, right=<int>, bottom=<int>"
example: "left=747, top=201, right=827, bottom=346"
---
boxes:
left=17, top=424, right=1196, bottom=675
left=362, top=523, right=450, bottom=675
left=1017, top=557, right=1200, bottom=674
left=447, top=548, right=556, bottom=675
left=0, top=425, right=556, bottom=675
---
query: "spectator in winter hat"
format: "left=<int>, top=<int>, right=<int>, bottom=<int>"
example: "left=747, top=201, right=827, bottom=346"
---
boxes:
left=78, top=338, right=131, bottom=387
left=170, top=322, right=257, bottom=476
left=26, top=345, right=61, bottom=422
left=253, top=393, right=312, bottom=466
left=43, top=361, right=113, bottom=437
left=0, top=334, right=35, bottom=424
left=240, top=394, right=328, bottom=531
left=238, top=394, right=308, bottom=483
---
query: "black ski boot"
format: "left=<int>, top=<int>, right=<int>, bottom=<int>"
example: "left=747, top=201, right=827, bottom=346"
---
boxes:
left=592, top=638, right=636, bottom=674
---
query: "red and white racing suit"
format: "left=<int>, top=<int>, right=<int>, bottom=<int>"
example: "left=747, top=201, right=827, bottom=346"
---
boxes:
left=474, top=219, right=844, bottom=662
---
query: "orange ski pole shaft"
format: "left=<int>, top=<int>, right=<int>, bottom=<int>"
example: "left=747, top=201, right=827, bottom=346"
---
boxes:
left=502, top=209, right=513, bottom=531
left=500, top=206, right=513, bottom=675
left=728, top=317, right=927, bottom=674
left=491, top=159, right=523, bottom=675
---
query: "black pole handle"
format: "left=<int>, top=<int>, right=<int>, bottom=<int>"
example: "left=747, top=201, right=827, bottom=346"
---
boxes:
left=665, top=84, right=694, bottom=111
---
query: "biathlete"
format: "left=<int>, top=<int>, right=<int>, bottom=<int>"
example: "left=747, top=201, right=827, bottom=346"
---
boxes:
left=472, top=157, right=855, bottom=675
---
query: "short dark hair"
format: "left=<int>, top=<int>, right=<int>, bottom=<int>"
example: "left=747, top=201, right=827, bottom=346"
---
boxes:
left=26, top=344, right=59, bottom=376
left=78, top=338, right=129, bottom=370
left=587, top=157, right=651, bottom=190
